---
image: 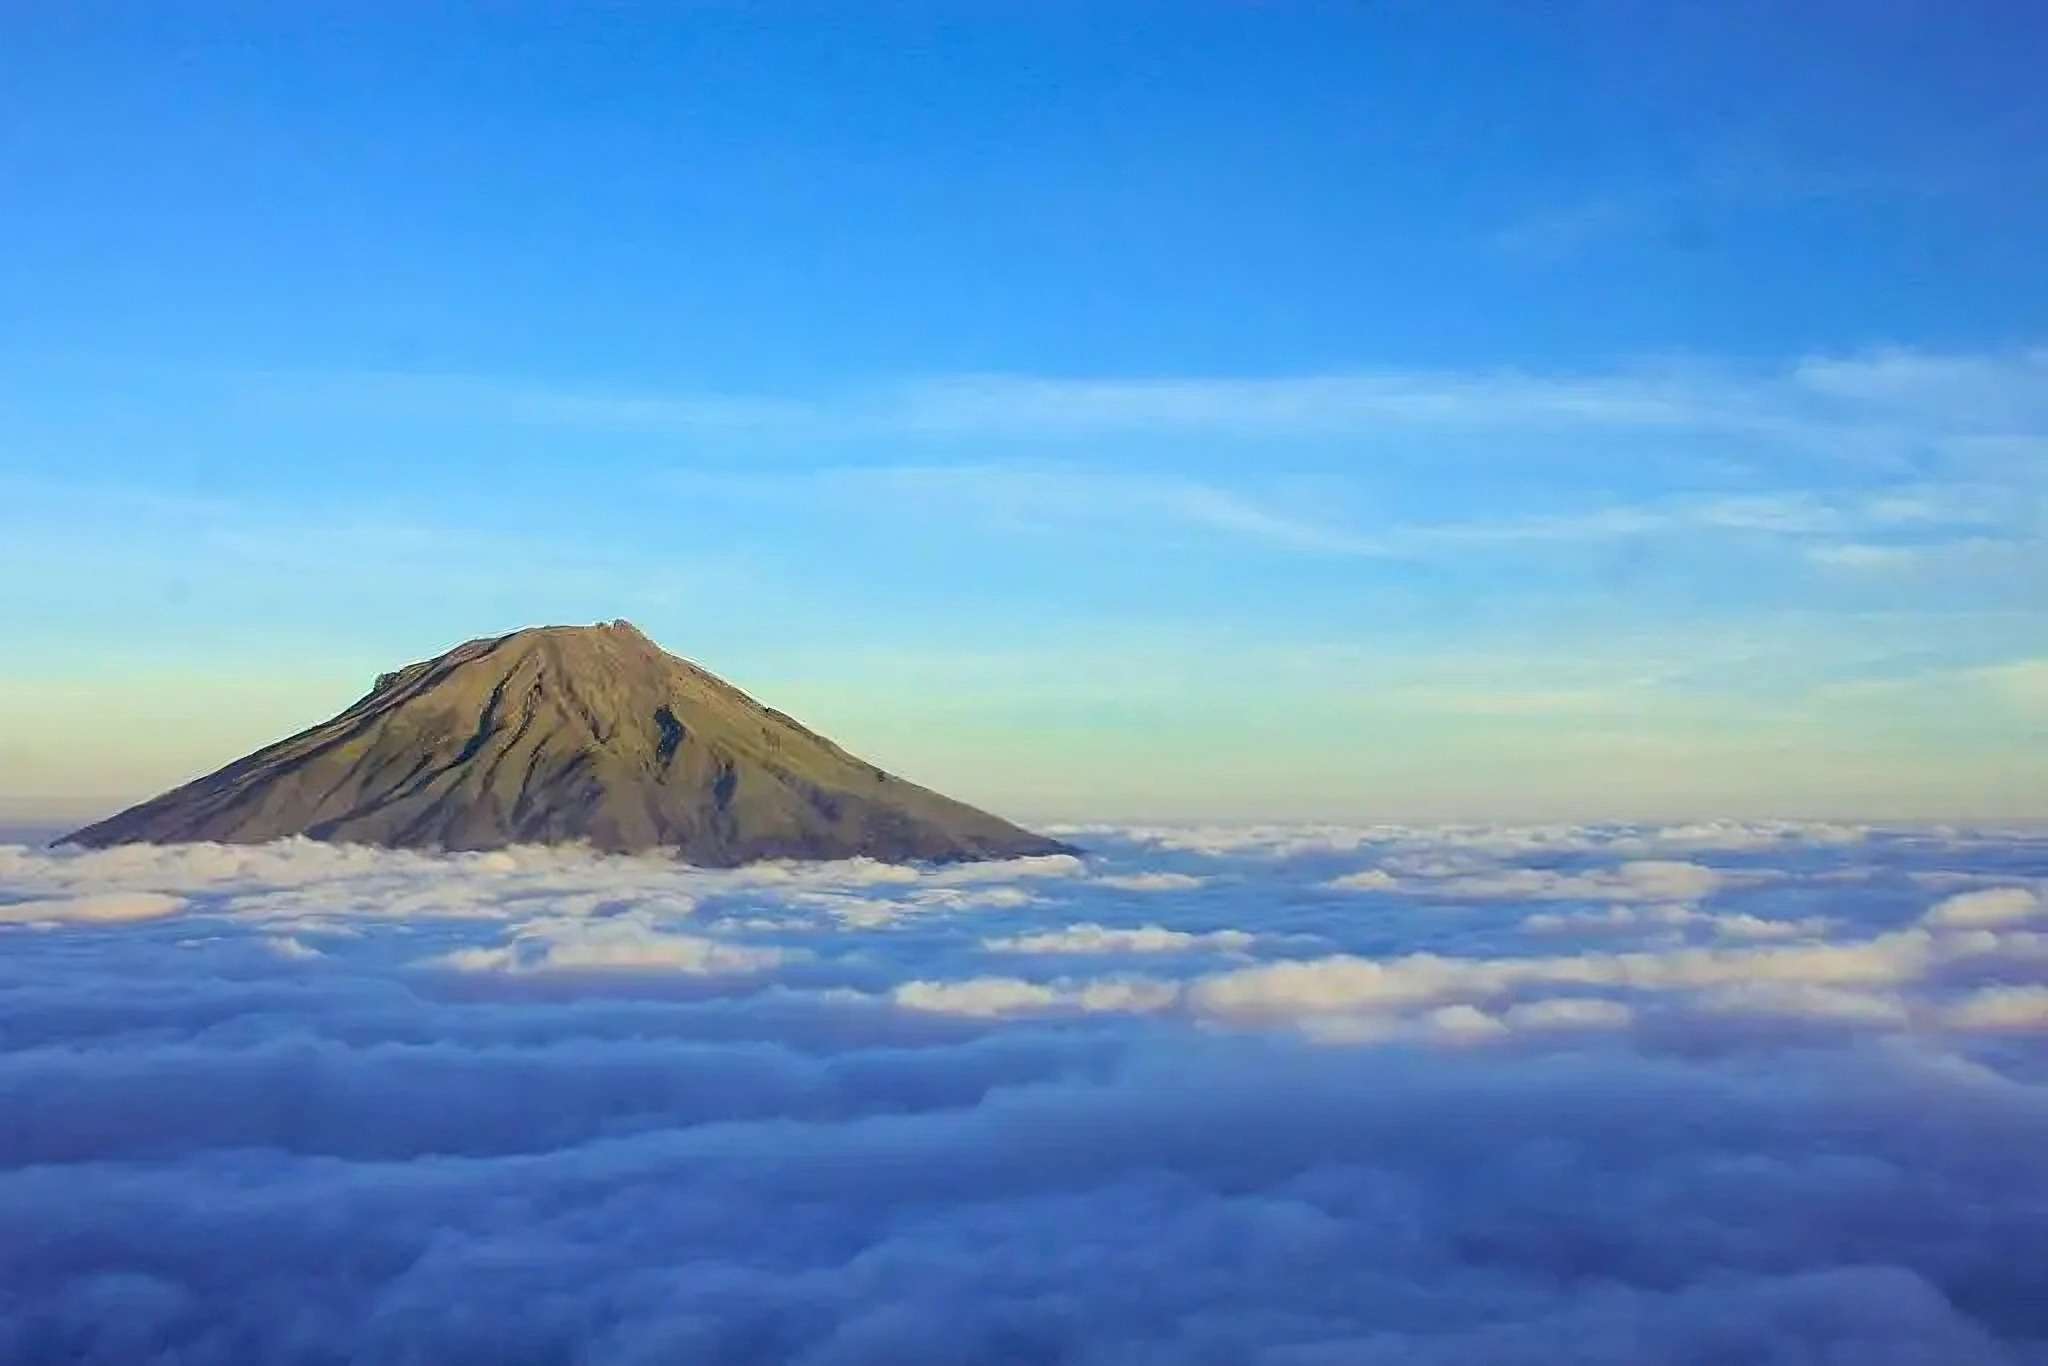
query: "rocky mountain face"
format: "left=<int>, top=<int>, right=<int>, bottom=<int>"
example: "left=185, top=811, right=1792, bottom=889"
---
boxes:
left=60, top=621, right=1070, bottom=864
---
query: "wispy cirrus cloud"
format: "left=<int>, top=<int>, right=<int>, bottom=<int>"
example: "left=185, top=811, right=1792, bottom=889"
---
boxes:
left=251, top=344, right=2048, bottom=448
left=218, top=347, right=2048, bottom=579
left=681, top=461, right=2034, bottom=570
left=1812, top=656, right=2048, bottom=722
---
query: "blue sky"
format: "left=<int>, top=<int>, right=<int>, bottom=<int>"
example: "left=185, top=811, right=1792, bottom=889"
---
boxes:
left=2, top=1, right=2043, bottom=822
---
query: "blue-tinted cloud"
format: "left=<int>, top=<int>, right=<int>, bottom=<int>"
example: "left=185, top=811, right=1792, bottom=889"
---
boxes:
left=3, top=825, right=2046, bottom=1363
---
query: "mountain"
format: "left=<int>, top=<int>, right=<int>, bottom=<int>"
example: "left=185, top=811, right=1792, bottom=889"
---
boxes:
left=59, top=621, right=1072, bottom=863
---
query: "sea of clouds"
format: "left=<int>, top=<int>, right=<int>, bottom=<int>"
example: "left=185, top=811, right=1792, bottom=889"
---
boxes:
left=3, top=820, right=2047, bottom=1364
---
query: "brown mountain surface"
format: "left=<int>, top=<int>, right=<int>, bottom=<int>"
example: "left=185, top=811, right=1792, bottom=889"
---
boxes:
left=59, top=621, right=1071, bottom=864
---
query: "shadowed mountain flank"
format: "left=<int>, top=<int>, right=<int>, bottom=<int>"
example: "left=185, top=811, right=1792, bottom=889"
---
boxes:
left=59, top=621, right=1072, bottom=863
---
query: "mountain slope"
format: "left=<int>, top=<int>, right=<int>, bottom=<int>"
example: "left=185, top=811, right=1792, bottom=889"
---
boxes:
left=59, top=621, right=1071, bottom=863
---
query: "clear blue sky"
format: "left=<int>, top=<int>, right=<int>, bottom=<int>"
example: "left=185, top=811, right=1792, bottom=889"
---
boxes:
left=2, top=1, right=2043, bottom=822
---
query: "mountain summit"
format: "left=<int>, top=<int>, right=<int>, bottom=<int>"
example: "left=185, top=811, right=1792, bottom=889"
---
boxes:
left=60, top=621, right=1071, bottom=863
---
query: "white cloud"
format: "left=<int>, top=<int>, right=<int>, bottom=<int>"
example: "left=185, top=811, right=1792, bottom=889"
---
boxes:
left=1306, top=997, right=1635, bottom=1045
left=431, top=914, right=788, bottom=977
left=890, top=369, right=1726, bottom=438
left=1944, top=985, right=2048, bottom=1031
left=1112, top=824, right=1385, bottom=858
left=1502, top=998, right=1635, bottom=1030
left=1324, top=870, right=1399, bottom=892
left=1924, top=887, right=2042, bottom=928
left=1521, top=903, right=1835, bottom=940
left=0, top=891, right=184, bottom=923
left=798, top=884, right=1041, bottom=930
left=1791, top=346, right=2048, bottom=427
left=915, top=887, right=1039, bottom=910
left=302, top=347, right=2048, bottom=454
left=1523, top=905, right=1701, bottom=935
left=982, top=922, right=1253, bottom=955
left=1189, top=930, right=1941, bottom=1021
left=1695, top=982, right=1912, bottom=1026
left=891, top=976, right=1060, bottom=1017
left=4, top=824, right=2048, bottom=1360
left=1095, top=822, right=1860, bottom=863
left=922, top=854, right=1086, bottom=885
left=686, top=459, right=2035, bottom=573
left=892, top=975, right=1179, bottom=1018
left=1616, top=821, right=1868, bottom=852
left=1425, top=1004, right=1510, bottom=1042
left=1092, top=871, right=1207, bottom=892
left=1806, top=542, right=1925, bottom=572
left=1411, top=860, right=1725, bottom=903
left=1707, top=912, right=1835, bottom=941
left=803, top=896, right=911, bottom=930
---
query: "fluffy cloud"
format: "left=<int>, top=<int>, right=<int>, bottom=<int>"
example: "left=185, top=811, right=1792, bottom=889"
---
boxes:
left=1325, top=869, right=1399, bottom=891
left=1092, top=820, right=1867, bottom=862
left=1708, top=911, right=1835, bottom=940
left=0, top=891, right=183, bottom=923
left=431, top=914, right=789, bottom=977
left=1925, top=886, right=2042, bottom=928
left=1943, top=984, right=2048, bottom=1031
left=892, top=974, right=1180, bottom=1017
left=797, top=884, right=1040, bottom=929
left=1522, top=904, right=1701, bottom=934
left=983, top=922, right=1253, bottom=955
left=1696, top=982, right=1913, bottom=1026
left=1092, top=870, right=1207, bottom=891
left=1501, top=997, right=1635, bottom=1030
left=1184, top=929, right=1969, bottom=1026
left=1423, top=1002, right=1510, bottom=1041
left=1418, top=859, right=1725, bottom=903
left=1525, top=905, right=1832, bottom=940
left=1327, top=856, right=1734, bottom=904
left=3, top=823, right=2046, bottom=1363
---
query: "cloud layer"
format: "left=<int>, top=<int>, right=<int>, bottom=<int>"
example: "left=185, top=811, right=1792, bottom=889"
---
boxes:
left=3, top=822, right=2046, bottom=1363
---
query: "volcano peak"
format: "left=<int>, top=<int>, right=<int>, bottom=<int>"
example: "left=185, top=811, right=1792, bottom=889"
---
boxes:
left=61, top=624, right=1069, bottom=864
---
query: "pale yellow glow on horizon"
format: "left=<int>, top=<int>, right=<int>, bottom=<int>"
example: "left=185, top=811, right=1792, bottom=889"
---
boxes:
left=5, top=647, right=2042, bottom=828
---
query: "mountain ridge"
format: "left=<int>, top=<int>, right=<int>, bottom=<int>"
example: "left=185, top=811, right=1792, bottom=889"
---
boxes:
left=59, top=621, right=1072, bottom=864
